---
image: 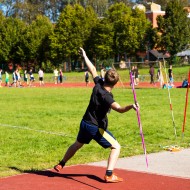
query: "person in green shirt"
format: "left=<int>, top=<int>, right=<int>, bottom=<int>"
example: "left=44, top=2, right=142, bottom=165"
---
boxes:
left=5, top=71, right=10, bottom=87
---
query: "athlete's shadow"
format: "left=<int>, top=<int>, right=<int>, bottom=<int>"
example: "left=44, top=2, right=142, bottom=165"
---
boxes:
left=9, top=167, right=105, bottom=189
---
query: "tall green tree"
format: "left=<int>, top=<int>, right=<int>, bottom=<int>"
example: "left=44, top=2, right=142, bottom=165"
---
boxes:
left=20, top=15, right=53, bottom=68
left=0, top=12, right=8, bottom=63
left=50, top=4, right=97, bottom=69
left=107, top=2, right=150, bottom=57
left=156, top=0, right=190, bottom=62
left=86, top=18, right=114, bottom=61
left=0, top=15, right=26, bottom=67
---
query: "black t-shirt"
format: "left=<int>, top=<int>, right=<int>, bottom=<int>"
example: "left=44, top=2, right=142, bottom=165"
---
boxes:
left=83, top=76, right=115, bottom=129
left=168, top=69, right=172, bottom=78
left=134, top=69, right=139, bottom=78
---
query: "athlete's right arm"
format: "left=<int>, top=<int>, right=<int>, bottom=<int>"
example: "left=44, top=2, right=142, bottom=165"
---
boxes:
left=80, top=47, right=98, bottom=79
left=111, top=102, right=140, bottom=113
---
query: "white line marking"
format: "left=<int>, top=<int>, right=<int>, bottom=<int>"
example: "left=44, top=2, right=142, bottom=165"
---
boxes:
left=0, top=123, right=73, bottom=137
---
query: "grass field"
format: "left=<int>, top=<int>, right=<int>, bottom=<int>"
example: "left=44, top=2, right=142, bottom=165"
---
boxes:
left=44, top=65, right=189, bottom=83
left=0, top=86, right=190, bottom=177
left=0, top=65, right=189, bottom=84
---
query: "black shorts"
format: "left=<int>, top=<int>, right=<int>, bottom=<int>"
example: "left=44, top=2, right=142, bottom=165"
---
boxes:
left=39, top=77, right=43, bottom=81
left=77, top=120, right=116, bottom=148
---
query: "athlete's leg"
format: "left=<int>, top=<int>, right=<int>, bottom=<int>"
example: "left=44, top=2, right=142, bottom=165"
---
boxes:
left=62, top=140, right=84, bottom=163
left=96, top=128, right=123, bottom=182
left=54, top=140, right=84, bottom=172
left=107, top=141, right=121, bottom=171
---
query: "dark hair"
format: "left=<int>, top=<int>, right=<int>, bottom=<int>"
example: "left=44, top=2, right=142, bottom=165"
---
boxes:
left=104, top=69, right=119, bottom=86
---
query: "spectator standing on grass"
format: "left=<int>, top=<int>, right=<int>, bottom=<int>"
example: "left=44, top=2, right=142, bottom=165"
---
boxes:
left=168, top=65, right=174, bottom=86
left=54, top=47, right=139, bottom=183
left=149, top=65, right=155, bottom=84
left=59, top=69, right=63, bottom=83
left=23, top=70, right=29, bottom=86
left=38, top=68, right=44, bottom=86
left=130, top=66, right=136, bottom=86
left=134, top=66, right=139, bottom=85
left=28, top=68, right=35, bottom=87
left=0, top=69, right=2, bottom=87
left=54, top=68, right=58, bottom=84
left=5, top=71, right=10, bottom=87
left=15, top=68, right=21, bottom=87
left=84, top=70, right=89, bottom=86
left=11, top=70, right=16, bottom=87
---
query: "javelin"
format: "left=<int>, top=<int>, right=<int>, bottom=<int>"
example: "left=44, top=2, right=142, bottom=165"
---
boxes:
left=163, top=58, right=177, bottom=138
left=182, top=69, right=190, bottom=138
left=129, top=71, right=148, bottom=167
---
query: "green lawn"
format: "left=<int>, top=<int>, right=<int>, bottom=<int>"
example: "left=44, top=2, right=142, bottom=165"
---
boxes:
left=0, top=86, right=190, bottom=177
left=0, top=65, right=189, bottom=84
left=46, top=65, right=189, bottom=83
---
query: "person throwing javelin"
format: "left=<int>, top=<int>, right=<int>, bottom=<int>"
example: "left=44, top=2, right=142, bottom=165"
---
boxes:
left=54, top=47, right=139, bottom=183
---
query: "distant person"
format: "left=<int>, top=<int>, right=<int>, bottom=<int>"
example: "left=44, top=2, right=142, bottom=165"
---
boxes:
left=134, top=66, right=139, bottom=85
left=182, top=79, right=188, bottom=88
left=0, top=69, right=2, bottom=87
left=84, top=70, right=89, bottom=86
left=15, top=68, right=21, bottom=87
left=53, top=47, right=139, bottom=183
left=130, top=66, right=136, bottom=85
left=5, top=71, right=10, bottom=87
left=38, top=68, right=44, bottom=86
left=28, top=68, right=35, bottom=87
left=54, top=68, right=59, bottom=84
left=11, top=70, right=16, bottom=87
left=131, top=66, right=135, bottom=78
left=23, top=70, right=29, bottom=86
left=149, top=65, right=155, bottom=84
left=168, top=65, right=174, bottom=86
left=59, top=69, right=63, bottom=83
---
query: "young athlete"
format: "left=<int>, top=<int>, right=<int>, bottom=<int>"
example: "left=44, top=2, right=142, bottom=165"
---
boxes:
left=54, top=47, right=139, bottom=183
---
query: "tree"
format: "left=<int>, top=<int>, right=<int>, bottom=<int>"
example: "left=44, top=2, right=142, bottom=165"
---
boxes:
left=86, top=18, right=114, bottom=62
left=107, top=2, right=150, bottom=58
left=19, top=15, right=53, bottom=69
left=0, top=0, right=135, bottom=22
left=0, top=12, right=8, bottom=63
left=0, top=15, right=26, bottom=68
left=156, top=0, right=190, bottom=62
left=50, top=4, right=97, bottom=70
left=85, top=0, right=109, bottom=17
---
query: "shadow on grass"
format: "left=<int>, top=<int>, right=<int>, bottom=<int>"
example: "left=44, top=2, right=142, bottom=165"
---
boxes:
left=9, top=166, right=105, bottom=190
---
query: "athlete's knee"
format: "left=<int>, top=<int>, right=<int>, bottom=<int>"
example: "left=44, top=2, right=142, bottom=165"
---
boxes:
left=73, top=141, right=84, bottom=150
left=111, top=141, right=121, bottom=150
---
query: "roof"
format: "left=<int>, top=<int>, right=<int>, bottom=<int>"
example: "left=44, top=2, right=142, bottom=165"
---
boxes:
left=176, top=49, right=190, bottom=56
left=149, top=50, right=170, bottom=59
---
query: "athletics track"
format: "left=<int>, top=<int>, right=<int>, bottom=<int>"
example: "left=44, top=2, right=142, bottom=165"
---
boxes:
left=1, top=149, right=190, bottom=190
left=3, top=81, right=181, bottom=88
left=1, top=81, right=189, bottom=190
